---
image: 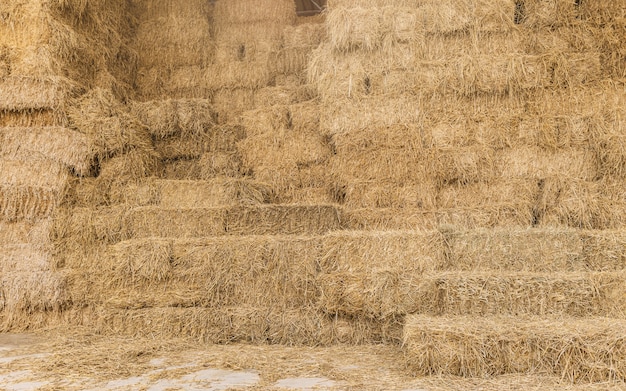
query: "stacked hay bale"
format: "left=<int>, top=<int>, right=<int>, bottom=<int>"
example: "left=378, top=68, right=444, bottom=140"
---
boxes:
left=309, top=0, right=625, bottom=230
left=210, top=0, right=297, bottom=123
left=304, top=0, right=626, bottom=383
left=233, top=8, right=334, bottom=203
left=0, top=0, right=135, bottom=328
left=132, top=0, right=213, bottom=100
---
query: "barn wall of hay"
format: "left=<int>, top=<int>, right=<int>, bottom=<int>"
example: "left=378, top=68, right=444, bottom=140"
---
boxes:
left=2, top=0, right=626, bottom=384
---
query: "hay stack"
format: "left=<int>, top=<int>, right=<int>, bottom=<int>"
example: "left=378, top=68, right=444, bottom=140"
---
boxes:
left=131, top=0, right=213, bottom=100
left=403, top=315, right=626, bottom=382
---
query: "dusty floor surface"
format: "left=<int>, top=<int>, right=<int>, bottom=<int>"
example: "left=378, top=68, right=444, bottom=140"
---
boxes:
left=0, top=332, right=625, bottom=390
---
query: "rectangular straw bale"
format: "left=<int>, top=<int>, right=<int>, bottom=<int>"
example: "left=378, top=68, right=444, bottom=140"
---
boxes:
left=580, top=229, right=626, bottom=271
left=0, top=126, right=93, bottom=175
left=133, top=17, right=213, bottom=68
left=130, top=0, right=212, bottom=21
left=330, top=148, right=428, bottom=184
left=437, top=179, right=539, bottom=210
left=341, top=180, right=438, bottom=209
left=520, top=0, right=582, bottom=27
left=225, top=205, right=341, bottom=235
left=0, top=76, right=81, bottom=111
left=125, top=207, right=226, bottom=238
left=538, top=177, right=608, bottom=230
left=238, top=128, right=331, bottom=172
left=131, top=99, right=216, bottom=138
left=62, top=177, right=109, bottom=207
left=342, top=208, right=439, bottom=230
left=524, top=26, right=598, bottom=55
left=0, top=220, right=51, bottom=245
left=270, top=47, right=312, bottom=77
left=331, top=125, right=426, bottom=154
left=320, top=96, right=423, bottom=134
left=327, top=2, right=516, bottom=51
left=551, top=52, right=602, bottom=88
left=97, top=148, right=161, bottom=184
left=427, top=271, right=626, bottom=317
left=167, top=66, right=213, bottom=99
left=213, top=0, right=296, bottom=25
left=212, top=88, right=256, bottom=124
left=154, top=127, right=243, bottom=160
left=0, top=109, right=67, bottom=127
left=0, top=270, right=66, bottom=312
left=109, top=179, right=271, bottom=208
left=446, top=227, right=586, bottom=272
left=62, top=306, right=401, bottom=345
left=250, top=163, right=330, bottom=200
left=427, top=145, right=496, bottom=185
left=496, top=147, right=598, bottom=180
left=81, top=236, right=321, bottom=309
left=434, top=209, right=529, bottom=230
left=283, top=23, right=326, bottom=48
left=0, top=244, right=51, bottom=272
left=207, top=44, right=273, bottom=90
left=170, top=236, right=322, bottom=308
left=52, top=206, right=128, bottom=245
left=317, top=230, right=445, bottom=318
left=253, top=85, right=317, bottom=108
left=309, top=44, right=418, bottom=100
left=0, top=160, right=68, bottom=221
left=161, top=153, right=242, bottom=180
left=214, top=22, right=286, bottom=46
left=403, top=315, right=626, bottom=381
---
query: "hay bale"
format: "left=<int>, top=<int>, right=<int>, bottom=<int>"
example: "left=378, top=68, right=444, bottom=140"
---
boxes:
left=161, top=152, right=242, bottom=180
left=68, top=88, right=152, bottom=156
left=97, top=148, right=161, bottom=185
left=446, top=227, right=589, bottom=272
left=538, top=177, right=609, bottom=229
left=429, top=271, right=626, bottom=317
left=238, top=126, right=331, bottom=177
left=133, top=16, right=213, bottom=68
left=330, top=148, right=428, bottom=184
left=253, top=85, right=317, bottom=108
left=496, top=147, right=598, bottom=180
left=0, top=126, right=93, bottom=175
left=154, top=123, right=244, bottom=160
left=0, top=160, right=69, bottom=221
left=52, top=206, right=128, bottom=246
left=130, top=0, right=212, bottom=21
left=403, top=315, right=626, bottom=381
left=437, top=179, right=538, bottom=210
left=213, top=0, right=296, bottom=25
left=342, top=208, right=439, bottom=230
left=206, top=44, right=274, bottom=90
left=0, top=220, right=52, bottom=246
left=341, top=180, right=438, bottom=209
left=320, top=96, right=423, bottom=135
left=108, top=179, right=271, bottom=208
left=0, top=76, right=81, bottom=111
left=130, top=99, right=216, bottom=138
left=225, top=205, right=342, bottom=235
left=0, top=245, right=66, bottom=311
left=326, top=2, right=516, bottom=51
left=212, top=88, right=256, bottom=124
left=121, top=204, right=341, bottom=240
left=135, top=66, right=212, bottom=101
left=580, top=229, right=626, bottom=271
left=317, top=230, right=445, bottom=318
left=428, top=146, right=496, bottom=185
left=54, top=306, right=401, bottom=345
left=0, top=109, right=67, bottom=127
left=95, top=236, right=322, bottom=309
